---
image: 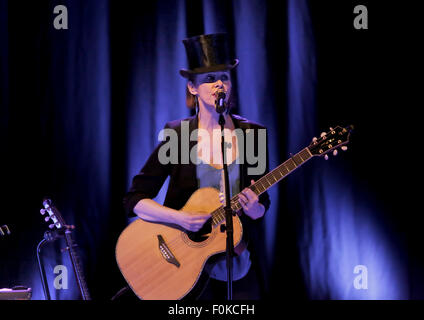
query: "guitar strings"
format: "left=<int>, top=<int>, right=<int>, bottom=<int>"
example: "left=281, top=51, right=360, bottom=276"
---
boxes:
left=159, top=162, right=297, bottom=249
left=160, top=173, right=277, bottom=250
left=163, top=207, right=226, bottom=250
left=161, top=200, right=240, bottom=251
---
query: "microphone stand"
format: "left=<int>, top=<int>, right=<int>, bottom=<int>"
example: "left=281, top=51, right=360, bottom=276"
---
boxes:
left=217, top=106, right=234, bottom=301
left=37, top=238, right=51, bottom=300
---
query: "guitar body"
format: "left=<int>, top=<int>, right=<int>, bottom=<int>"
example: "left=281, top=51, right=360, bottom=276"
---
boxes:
left=115, top=187, right=243, bottom=300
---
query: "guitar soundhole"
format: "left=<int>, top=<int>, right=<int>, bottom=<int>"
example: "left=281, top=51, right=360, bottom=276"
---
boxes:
left=186, top=219, right=212, bottom=243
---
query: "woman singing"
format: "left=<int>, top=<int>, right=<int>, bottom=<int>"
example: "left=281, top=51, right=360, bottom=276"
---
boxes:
left=123, top=33, right=270, bottom=300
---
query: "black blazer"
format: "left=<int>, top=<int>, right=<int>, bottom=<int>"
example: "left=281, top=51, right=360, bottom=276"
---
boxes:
left=123, top=113, right=271, bottom=290
left=123, top=113, right=270, bottom=220
left=123, top=114, right=271, bottom=292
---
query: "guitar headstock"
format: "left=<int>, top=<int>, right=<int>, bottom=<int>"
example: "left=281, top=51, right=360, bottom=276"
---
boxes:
left=308, top=125, right=353, bottom=157
left=40, top=198, right=68, bottom=231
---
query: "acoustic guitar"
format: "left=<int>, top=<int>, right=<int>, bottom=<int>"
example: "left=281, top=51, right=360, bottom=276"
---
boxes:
left=116, top=125, right=353, bottom=300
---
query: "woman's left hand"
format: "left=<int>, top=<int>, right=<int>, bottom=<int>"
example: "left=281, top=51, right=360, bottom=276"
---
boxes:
left=238, top=180, right=265, bottom=220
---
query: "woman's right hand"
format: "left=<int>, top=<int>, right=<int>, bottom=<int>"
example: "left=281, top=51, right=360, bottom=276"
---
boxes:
left=174, top=211, right=211, bottom=232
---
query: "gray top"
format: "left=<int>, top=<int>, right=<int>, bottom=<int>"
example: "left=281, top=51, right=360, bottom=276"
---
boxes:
left=196, top=160, right=251, bottom=281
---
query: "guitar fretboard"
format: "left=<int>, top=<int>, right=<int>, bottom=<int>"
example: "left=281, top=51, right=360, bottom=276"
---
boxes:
left=64, top=231, right=91, bottom=300
left=211, top=147, right=312, bottom=226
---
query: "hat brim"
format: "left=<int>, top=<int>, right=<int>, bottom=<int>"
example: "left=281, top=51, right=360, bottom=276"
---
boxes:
left=179, top=59, right=239, bottom=78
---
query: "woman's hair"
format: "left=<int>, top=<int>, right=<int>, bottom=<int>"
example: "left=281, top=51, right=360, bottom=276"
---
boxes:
left=185, top=73, right=236, bottom=110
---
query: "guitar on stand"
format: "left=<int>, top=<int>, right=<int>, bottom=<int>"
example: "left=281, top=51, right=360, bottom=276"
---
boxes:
left=39, top=199, right=91, bottom=300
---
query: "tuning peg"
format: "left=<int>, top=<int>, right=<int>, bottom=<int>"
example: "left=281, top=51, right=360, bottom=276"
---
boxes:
left=324, top=154, right=329, bottom=160
left=40, top=209, right=46, bottom=215
left=320, top=132, right=326, bottom=138
left=333, top=149, right=338, bottom=156
left=49, top=224, right=55, bottom=229
left=44, top=216, right=50, bottom=222
left=341, top=146, right=348, bottom=151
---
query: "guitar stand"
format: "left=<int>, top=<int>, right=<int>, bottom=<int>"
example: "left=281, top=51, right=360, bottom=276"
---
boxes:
left=38, top=199, right=91, bottom=300
left=37, top=229, right=66, bottom=300
left=36, top=237, right=51, bottom=300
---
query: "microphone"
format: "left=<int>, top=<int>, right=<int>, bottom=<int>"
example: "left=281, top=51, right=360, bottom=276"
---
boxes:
left=215, top=89, right=226, bottom=114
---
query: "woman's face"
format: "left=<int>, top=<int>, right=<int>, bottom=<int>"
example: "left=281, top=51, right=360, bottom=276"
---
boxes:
left=188, top=71, right=232, bottom=110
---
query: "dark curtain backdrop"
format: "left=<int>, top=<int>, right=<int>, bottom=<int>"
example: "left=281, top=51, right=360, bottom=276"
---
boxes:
left=0, top=0, right=421, bottom=300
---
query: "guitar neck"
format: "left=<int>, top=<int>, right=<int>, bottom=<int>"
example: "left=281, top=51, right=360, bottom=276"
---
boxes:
left=64, top=232, right=91, bottom=300
left=211, top=147, right=313, bottom=226
left=248, top=147, right=313, bottom=197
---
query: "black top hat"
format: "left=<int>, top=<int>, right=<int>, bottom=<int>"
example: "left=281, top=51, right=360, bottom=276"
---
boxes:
left=179, top=33, right=239, bottom=78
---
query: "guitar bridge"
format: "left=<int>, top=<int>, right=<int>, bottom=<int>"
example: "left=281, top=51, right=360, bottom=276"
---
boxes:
left=157, top=235, right=180, bottom=268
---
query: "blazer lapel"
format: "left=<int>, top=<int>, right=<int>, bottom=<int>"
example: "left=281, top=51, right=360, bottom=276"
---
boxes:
left=180, top=115, right=199, bottom=190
